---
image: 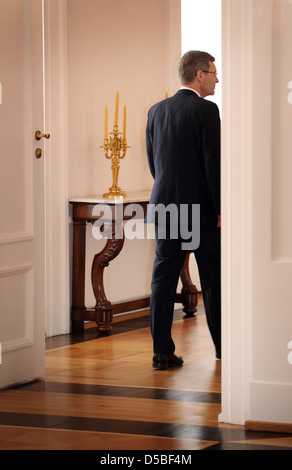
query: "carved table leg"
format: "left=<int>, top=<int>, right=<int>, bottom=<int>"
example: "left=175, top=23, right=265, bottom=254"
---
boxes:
left=71, top=219, right=87, bottom=333
left=91, top=222, right=124, bottom=333
left=180, top=252, right=198, bottom=317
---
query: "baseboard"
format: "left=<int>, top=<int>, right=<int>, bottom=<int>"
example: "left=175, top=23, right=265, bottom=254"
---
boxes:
left=245, top=420, right=292, bottom=434
left=81, top=292, right=203, bottom=330
left=83, top=308, right=150, bottom=329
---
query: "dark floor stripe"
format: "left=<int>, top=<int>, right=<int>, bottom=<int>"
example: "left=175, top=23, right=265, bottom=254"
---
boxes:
left=0, top=411, right=240, bottom=442
left=10, top=380, right=221, bottom=404
left=1, top=411, right=291, bottom=449
left=1, top=412, right=291, bottom=450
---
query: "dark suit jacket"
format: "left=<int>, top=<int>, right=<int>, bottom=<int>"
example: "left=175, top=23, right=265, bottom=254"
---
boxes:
left=146, top=89, right=220, bottom=226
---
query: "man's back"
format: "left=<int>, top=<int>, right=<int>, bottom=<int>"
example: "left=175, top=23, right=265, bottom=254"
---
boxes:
left=146, top=88, right=220, bottom=225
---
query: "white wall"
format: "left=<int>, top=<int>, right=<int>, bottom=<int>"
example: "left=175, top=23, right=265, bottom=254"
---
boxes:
left=67, top=0, right=183, bottom=198
left=221, top=0, right=292, bottom=426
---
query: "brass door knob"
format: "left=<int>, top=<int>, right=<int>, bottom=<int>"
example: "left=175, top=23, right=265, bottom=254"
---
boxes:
left=35, top=130, right=50, bottom=140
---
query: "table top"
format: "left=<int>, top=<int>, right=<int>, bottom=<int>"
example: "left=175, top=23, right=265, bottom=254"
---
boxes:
left=69, top=190, right=151, bottom=205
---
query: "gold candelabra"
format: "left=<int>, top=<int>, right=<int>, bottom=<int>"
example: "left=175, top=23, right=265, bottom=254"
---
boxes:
left=101, top=92, right=130, bottom=199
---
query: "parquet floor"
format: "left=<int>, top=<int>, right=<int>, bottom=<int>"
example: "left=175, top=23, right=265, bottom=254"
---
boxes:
left=0, top=304, right=292, bottom=451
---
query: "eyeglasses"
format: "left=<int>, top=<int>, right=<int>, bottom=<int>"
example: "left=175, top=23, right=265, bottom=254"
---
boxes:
left=202, top=70, right=218, bottom=77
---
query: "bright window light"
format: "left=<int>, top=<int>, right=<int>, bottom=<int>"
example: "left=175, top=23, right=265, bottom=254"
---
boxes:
left=181, top=0, right=222, bottom=112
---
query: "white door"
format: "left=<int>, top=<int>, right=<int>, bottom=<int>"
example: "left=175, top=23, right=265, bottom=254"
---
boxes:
left=0, top=0, right=47, bottom=388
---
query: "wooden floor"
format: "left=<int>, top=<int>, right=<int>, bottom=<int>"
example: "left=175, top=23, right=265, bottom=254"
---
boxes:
left=0, top=304, right=292, bottom=451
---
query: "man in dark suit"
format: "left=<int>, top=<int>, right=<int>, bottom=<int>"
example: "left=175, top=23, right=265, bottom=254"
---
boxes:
left=146, top=51, right=221, bottom=369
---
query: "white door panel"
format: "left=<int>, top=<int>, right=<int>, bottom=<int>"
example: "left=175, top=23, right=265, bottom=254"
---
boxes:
left=0, top=0, right=46, bottom=388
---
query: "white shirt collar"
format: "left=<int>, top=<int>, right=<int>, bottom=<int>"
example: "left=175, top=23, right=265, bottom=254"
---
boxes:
left=180, top=86, right=201, bottom=98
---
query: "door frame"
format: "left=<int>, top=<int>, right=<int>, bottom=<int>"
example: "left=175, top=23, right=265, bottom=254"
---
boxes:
left=43, top=0, right=70, bottom=337
left=219, top=0, right=254, bottom=426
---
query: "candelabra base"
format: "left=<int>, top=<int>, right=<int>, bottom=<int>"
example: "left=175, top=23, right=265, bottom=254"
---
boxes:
left=103, top=188, right=127, bottom=199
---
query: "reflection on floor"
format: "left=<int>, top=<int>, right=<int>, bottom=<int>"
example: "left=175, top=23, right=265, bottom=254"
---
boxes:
left=0, top=305, right=292, bottom=450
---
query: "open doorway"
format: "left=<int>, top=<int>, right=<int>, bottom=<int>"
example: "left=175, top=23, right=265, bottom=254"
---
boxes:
left=180, top=0, right=223, bottom=390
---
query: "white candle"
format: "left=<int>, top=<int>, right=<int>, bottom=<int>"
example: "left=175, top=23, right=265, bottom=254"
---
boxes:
left=115, top=92, right=119, bottom=126
left=104, top=105, right=108, bottom=139
left=123, top=106, right=127, bottom=138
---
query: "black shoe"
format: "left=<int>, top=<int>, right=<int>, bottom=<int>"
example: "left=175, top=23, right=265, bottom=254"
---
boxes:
left=152, top=353, right=184, bottom=370
left=216, top=350, right=221, bottom=360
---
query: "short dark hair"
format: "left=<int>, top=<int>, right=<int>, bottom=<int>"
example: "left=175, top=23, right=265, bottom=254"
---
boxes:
left=178, top=50, right=215, bottom=84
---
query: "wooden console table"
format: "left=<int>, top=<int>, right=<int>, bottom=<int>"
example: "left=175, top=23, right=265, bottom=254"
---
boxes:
left=69, top=191, right=198, bottom=334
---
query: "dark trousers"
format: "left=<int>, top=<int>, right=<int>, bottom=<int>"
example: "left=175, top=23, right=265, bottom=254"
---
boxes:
left=150, top=223, right=221, bottom=355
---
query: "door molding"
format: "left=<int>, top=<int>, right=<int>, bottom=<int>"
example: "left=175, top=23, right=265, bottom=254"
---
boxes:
left=44, top=0, right=70, bottom=336
left=0, top=263, right=34, bottom=353
left=220, top=0, right=254, bottom=425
